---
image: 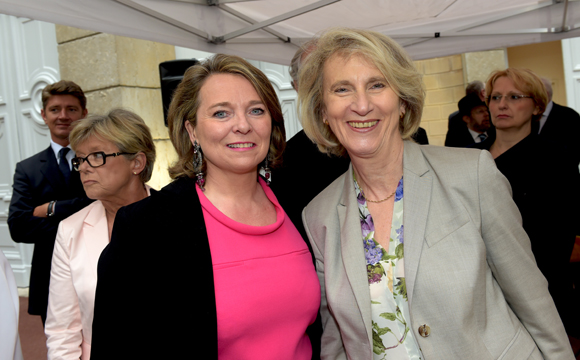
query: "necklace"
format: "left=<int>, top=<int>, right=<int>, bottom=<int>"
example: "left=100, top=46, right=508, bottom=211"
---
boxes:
left=360, top=187, right=397, bottom=203
left=354, top=173, right=397, bottom=203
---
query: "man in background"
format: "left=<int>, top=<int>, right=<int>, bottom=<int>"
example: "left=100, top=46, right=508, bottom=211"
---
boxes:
left=445, top=80, right=494, bottom=147
left=8, top=80, right=92, bottom=325
left=539, top=77, right=580, bottom=166
left=453, top=93, right=491, bottom=147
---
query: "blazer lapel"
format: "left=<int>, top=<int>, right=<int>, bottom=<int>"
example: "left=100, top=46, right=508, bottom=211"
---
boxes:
left=39, top=146, right=66, bottom=190
left=402, top=142, right=432, bottom=306
left=337, top=164, right=374, bottom=346
left=82, top=202, right=110, bottom=279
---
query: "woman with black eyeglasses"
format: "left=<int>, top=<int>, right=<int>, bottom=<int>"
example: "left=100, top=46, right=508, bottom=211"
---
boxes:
left=474, top=68, right=580, bottom=337
left=45, top=108, right=156, bottom=360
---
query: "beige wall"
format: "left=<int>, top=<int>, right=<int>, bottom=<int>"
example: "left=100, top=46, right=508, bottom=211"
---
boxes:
left=414, top=55, right=464, bottom=146
left=55, top=26, right=176, bottom=189
left=507, top=40, right=566, bottom=105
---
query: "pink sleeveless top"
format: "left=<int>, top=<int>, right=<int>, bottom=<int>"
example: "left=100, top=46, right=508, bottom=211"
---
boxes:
left=197, top=178, right=320, bottom=359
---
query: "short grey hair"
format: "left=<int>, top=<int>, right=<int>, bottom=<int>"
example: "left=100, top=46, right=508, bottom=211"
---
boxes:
left=465, top=80, right=484, bottom=96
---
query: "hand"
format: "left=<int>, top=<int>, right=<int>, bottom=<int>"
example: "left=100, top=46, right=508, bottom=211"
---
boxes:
left=33, top=203, right=50, bottom=218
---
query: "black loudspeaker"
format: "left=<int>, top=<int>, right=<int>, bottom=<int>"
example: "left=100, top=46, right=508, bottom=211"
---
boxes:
left=159, top=59, right=200, bottom=126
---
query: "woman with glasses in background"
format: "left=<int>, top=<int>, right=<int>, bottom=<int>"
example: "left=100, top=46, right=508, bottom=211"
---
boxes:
left=45, top=109, right=156, bottom=360
left=474, top=68, right=580, bottom=337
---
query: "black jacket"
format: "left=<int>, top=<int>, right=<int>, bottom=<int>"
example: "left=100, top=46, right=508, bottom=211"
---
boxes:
left=91, top=176, right=323, bottom=359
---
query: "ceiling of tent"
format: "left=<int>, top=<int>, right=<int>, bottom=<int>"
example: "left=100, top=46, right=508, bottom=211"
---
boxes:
left=1, top=0, right=579, bottom=64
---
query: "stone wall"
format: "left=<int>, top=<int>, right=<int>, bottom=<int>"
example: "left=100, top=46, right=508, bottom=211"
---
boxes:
left=414, top=55, right=464, bottom=146
left=55, top=25, right=176, bottom=189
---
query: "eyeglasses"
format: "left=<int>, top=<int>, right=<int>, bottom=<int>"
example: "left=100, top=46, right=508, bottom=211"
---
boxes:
left=72, top=151, right=136, bottom=171
left=488, top=94, right=533, bottom=103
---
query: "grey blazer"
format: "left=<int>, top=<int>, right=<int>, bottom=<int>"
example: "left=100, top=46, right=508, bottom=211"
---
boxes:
left=303, top=142, right=573, bottom=360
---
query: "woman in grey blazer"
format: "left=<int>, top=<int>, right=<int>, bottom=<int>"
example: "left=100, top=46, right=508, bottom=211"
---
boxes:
left=297, top=28, right=573, bottom=360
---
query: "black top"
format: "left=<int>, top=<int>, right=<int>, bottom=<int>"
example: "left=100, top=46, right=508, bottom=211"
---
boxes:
left=473, top=133, right=579, bottom=331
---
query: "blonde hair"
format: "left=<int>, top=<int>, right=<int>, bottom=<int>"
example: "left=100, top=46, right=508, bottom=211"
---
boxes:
left=485, top=68, right=548, bottom=122
left=298, top=27, right=425, bottom=156
left=167, top=54, right=286, bottom=179
left=69, top=108, right=156, bottom=182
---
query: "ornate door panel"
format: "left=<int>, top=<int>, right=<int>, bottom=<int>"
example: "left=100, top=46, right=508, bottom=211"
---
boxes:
left=0, top=15, right=59, bottom=286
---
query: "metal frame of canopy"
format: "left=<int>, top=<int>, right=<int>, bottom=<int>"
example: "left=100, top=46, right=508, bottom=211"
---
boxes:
left=2, top=0, right=580, bottom=63
left=113, top=0, right=579, bottom=47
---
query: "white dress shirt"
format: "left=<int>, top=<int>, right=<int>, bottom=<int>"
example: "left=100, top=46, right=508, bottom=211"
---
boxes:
left=50, top=140, right=74, bottom=170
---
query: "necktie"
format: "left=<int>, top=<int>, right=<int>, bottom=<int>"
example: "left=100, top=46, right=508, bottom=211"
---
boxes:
left=477, top=133, right=487, bottom=142
left=59, top=147, right=71, bottom=182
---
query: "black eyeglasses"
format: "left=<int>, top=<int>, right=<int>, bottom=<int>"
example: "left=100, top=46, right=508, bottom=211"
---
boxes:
left=72, top=151, right=136, bottom=171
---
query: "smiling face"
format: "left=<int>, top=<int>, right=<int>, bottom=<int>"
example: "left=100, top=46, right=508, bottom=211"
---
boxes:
left=321, top=54, right=404, bottom=160
left=41, top=94, right=88, bottom=146
left=185, top=73, right=272, bottom=179
left=75, top=135, right=136, bottom=202
left=488, top=76, right=539, bottom=132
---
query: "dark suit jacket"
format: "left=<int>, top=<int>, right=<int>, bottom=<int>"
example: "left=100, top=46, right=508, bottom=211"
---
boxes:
left=8, top=146, right=91, bottom=317
left=445, top=111, right=470, bottom=147
left=445, top=111, right=495, bottom=148
left=540, top=102, right=580, bottom=166
left=411, top=126, right=429, bottom=145
left=91, top=176, right=320, bottom=359
left=445, top=126, right=476, bottom=147
left=273, top=130, right=350, bottom=243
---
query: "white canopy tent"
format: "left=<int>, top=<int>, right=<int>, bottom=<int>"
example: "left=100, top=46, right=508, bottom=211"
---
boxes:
left=1, top=0, right=580, bottom=64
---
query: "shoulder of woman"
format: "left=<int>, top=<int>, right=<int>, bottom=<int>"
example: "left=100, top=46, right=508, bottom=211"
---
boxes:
left=303, top=171, right=348, bottom=217
left=60, top=200, right=104, bottom=228
left=115, top=177, right=203, bottom=231
left=415, top=145, right=484, bottom=171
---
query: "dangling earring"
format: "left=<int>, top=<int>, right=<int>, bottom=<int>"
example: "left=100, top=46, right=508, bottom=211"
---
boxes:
left=193, top=141, right=205, bottom=191
left=262, top=154, right=272, bottom=185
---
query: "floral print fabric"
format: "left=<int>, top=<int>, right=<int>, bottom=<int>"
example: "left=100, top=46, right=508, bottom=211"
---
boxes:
left=355, top=176, right=423, bottom=360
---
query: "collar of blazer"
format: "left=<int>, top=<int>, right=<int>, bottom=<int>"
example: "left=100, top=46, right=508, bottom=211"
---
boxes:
left=336, top=141, right=433, bottom=343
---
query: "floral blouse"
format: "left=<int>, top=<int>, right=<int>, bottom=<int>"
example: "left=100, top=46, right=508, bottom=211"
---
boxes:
left=354, top=175, right=423, bottom=360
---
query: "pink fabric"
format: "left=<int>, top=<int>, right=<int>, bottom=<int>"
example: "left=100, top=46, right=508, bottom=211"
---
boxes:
left=46, top=186, right=151, bottom=360
left=198, top=178, right=320, bottom=360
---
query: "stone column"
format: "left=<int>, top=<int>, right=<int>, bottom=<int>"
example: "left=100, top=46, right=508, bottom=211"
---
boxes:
left=55, top=26, right=176, bottom=189
left=463, top=50, right=507, bottom=89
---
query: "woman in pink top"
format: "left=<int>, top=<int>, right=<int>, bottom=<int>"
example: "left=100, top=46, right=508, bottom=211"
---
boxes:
left=90, top=54, right=321, bottom=360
